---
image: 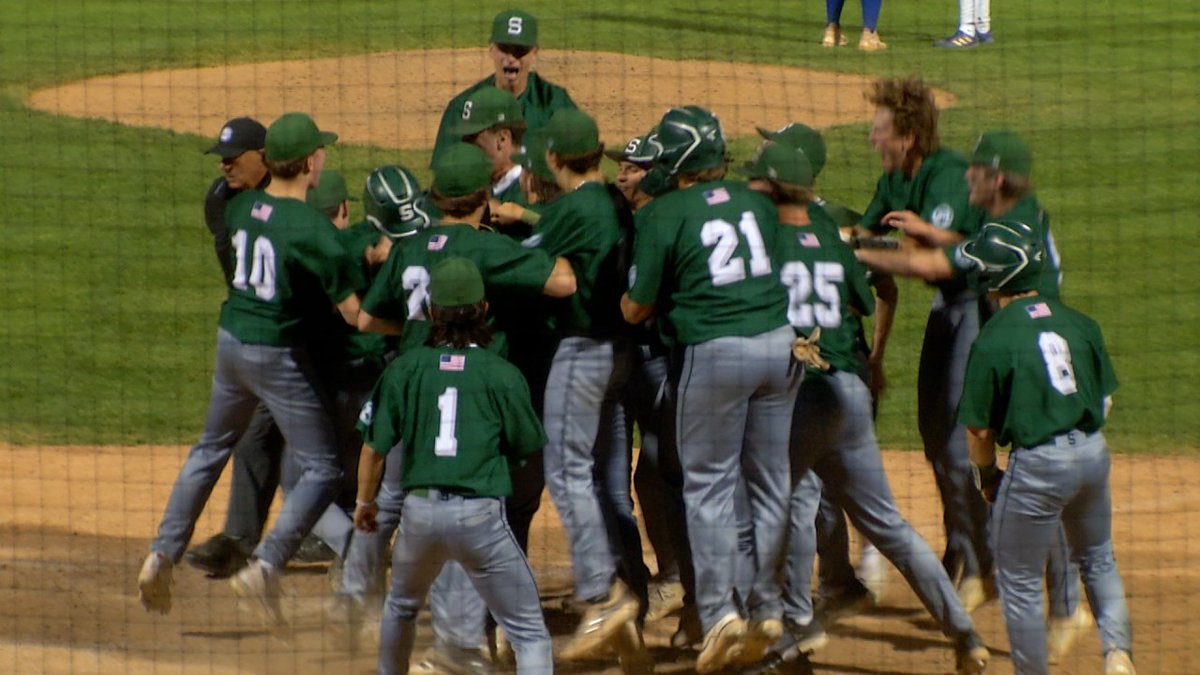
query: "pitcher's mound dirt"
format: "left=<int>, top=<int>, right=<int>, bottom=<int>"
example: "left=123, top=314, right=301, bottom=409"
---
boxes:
left=26, top=49, right=953, bottom=149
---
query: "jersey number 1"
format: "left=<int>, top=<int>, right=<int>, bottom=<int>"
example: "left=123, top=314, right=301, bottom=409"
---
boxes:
left=1038, top=332, right=1078, bottom=395
left=231, top=231, right=277, bottom=300
left=435, top=387, right=459, bottom=457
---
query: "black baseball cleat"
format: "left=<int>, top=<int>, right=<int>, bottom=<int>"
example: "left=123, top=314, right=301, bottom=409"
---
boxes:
left=185, top=534, right=249, bottom=578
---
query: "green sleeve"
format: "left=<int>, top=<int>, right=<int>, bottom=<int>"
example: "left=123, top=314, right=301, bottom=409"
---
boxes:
left=300, top=223, right=358, bottom=305
left=1089, top=319, right=1119, bottom=399
left=957, top=340, right=1001, bottom=430
left=361, top=248, right=409, bottom=321
left=497, top=366, right=548, bottom=459
left=860, top=174, right=892, bottom=233
left=479, top=234, right=555, bottom=293
left=627, top=206, right=669, bottom=306
left=356, top=370, right=402, bottom=456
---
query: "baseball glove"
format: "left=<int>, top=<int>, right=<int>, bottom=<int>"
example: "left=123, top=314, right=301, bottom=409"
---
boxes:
left=792, top=327, right=831, bottom=371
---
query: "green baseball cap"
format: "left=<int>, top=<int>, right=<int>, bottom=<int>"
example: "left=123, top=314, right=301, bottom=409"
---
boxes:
left=453, top=86, right=524, bottom=137
left=491, top=9, right=538, bottom=47
left=433, top=144, right=494, bottom=198
left=265, top=112, right=337, bottom=163
left=430, top=256, right=486, bottom=307
left=511, top=126, right=554, bottom=181
left=970, top=130, right=1032, bottom=177
left=737, top=141, right=814, bottom=187
left=756, top=123, right=827, bottom=177
left=542, top=108, right=600, bottom=157
left=306, top=170, right=354, bottom=213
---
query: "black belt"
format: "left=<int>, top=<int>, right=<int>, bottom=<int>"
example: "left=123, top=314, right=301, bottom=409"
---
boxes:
left=408, top=487, right=475, bottom=500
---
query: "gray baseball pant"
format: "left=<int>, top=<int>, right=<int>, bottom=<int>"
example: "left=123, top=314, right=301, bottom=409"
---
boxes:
left=378, top=492, right=552, bottom=675
left=992, top=431, right=1133, bottom=674
left=151, top=328, right=341, bottom=568
left=543, top=336, right=635, bottom=603
left=918, top=292, right=992, bottom=581
left=676, top=325, right=800, bottom=631
left=785, top=371, right=975, bottom=640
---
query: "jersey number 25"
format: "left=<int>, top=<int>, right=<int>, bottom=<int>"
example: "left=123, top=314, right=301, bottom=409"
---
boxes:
left=781, top=261, right=843, bottom=329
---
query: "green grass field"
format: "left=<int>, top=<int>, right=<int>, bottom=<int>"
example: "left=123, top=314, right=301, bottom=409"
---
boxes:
left=0, top=0, right=1196, bottom=451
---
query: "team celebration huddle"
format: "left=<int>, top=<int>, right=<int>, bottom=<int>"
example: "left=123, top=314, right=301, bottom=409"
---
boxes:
left=134, top=8, right=1136, bottom=675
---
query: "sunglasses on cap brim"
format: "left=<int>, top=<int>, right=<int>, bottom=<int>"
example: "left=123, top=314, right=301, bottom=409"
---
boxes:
left=495, top=43, right=534, bottom=58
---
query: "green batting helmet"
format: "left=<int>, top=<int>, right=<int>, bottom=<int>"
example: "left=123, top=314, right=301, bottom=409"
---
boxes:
left=960, top=220, right=1045, bottom=293
left=362, top=165, right=432, bottom=238
left=655, top=106, right=726, bottom=176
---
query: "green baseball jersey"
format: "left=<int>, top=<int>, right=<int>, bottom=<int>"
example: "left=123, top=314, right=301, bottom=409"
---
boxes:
left=860, top=149, right=977, bottom=235
left=944, top=194, right=1063, bottom=300
left=522, top=181, right=624, bottom=336
left=958, top=296, right=1118, bottom=449
left=357, top=345, right=547, bottom=497
left=629, top=180, right=788, bottom=345
left=324, top=220, right=390, bottom=362
left=776, top=219, right=875, bottom=375
left=361, top=223, right=556, bottom=354
left=218, top=191, right=359, bottom=346
left=432, top=73, right=576, bottom=167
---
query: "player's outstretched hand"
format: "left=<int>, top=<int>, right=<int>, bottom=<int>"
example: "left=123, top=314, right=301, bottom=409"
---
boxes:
left=353, top=501, right=378, bottom=533
left=882, top=210, right=938, bottom=245
left=490, top=200, right=527, bottom=226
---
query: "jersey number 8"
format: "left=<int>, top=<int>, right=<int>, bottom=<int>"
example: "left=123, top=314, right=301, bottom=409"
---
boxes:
left=1038, top=331, right=1078, bottom=396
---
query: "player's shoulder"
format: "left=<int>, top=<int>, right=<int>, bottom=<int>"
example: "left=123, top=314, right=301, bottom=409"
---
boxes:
left=925, top=147, right=970, bottom=173
left=526, top=71, right=573, bottom=101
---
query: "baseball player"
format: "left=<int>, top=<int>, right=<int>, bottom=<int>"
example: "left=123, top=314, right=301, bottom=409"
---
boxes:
left=622, top=106, right=799, bottom=673
left=518, top=108, right=645, bottom=663
left=753, top=122, right=896, bottom=617
left=740, top=140, right=989, bottom=674
left=187, top=116, right=289, bottom=578
left=451, top=85, right=529, bottom=209
left=959, top=222, right=1135, bottom=675
left=137, top=113, right=360, bottom=630
left=858, top=77, right=993, bottom=612
left=354, top=256, right=553, bottom=675
left=936, top=0, right=993, bottom=48
left=605, top=131, right=692, bottom=627
left=431, top=9, right=575, bottom=167
left=353, top=148, right=575, bottom=665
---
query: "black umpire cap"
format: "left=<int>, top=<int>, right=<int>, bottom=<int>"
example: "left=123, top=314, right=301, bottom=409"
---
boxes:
left=206, top=117, right=267, bottom=160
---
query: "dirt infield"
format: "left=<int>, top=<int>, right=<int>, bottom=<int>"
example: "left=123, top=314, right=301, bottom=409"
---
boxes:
left=0, top=443, right=1194, bottom=674
left=25, top=49, right=953, bottom=149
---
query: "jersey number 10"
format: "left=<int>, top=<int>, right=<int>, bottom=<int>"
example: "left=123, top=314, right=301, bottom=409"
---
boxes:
left=231, top=231, right=277, bottom=300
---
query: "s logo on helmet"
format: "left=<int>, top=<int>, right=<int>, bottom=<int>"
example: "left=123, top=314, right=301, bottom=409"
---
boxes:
left=462, top=101, right=473, bottom=120
left=931, top=204, right=955, bottom=229
left=398, top=203, right=416, bottom=221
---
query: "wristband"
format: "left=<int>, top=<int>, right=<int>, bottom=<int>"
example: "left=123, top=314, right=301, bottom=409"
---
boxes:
left=355, top=499, right=376, bottom=508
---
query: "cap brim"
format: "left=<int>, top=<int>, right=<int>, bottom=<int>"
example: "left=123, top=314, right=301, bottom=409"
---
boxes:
left=319, top=131, right=338, bottom=147
left=603, top=148, right=626, bottom=162
left=206, top=144, right=253, bottom=159
left=756, top=126, right=774, bottom=140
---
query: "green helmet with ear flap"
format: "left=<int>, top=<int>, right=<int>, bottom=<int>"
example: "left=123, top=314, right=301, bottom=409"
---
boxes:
left=362, top=165, right=432, bottom=238
left=654, top=106, right=726, bottom=176
left=960, top=219, right=1046, bottom=293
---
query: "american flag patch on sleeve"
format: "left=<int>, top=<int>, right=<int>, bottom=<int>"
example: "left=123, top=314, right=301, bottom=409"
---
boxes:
left=428, top=234, right=448, bottom=251
left=250, top=202, right=273, bottom=222
left=1025, top=302, right=1052, bottom=319
left=439, top=354, right=466, bottom=371
left=798, top=232, right=820, bottom=248
left=704, top=187, right=730, bottom=205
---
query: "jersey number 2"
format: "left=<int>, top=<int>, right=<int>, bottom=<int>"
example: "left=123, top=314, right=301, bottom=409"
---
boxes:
left=231, top=231, right=276, bottom=300
left=435, top=387, right=459, bottom=457
left=1038, top=331, right=1078, bottom=395
left=701, top=212, right=771, bottom=286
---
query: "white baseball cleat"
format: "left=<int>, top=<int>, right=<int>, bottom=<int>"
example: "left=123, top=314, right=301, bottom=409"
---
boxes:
left=230, top=559, right=288, bottom=631
left=859, top=543, right=888, bottom=603
left=695, top=612, right=746, bottom=673
left=137, top=551, right=173, bottom=615
left=1046, top=601, right=1093, bottom=664
left=1104, top=649, right=1137, bottom=675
